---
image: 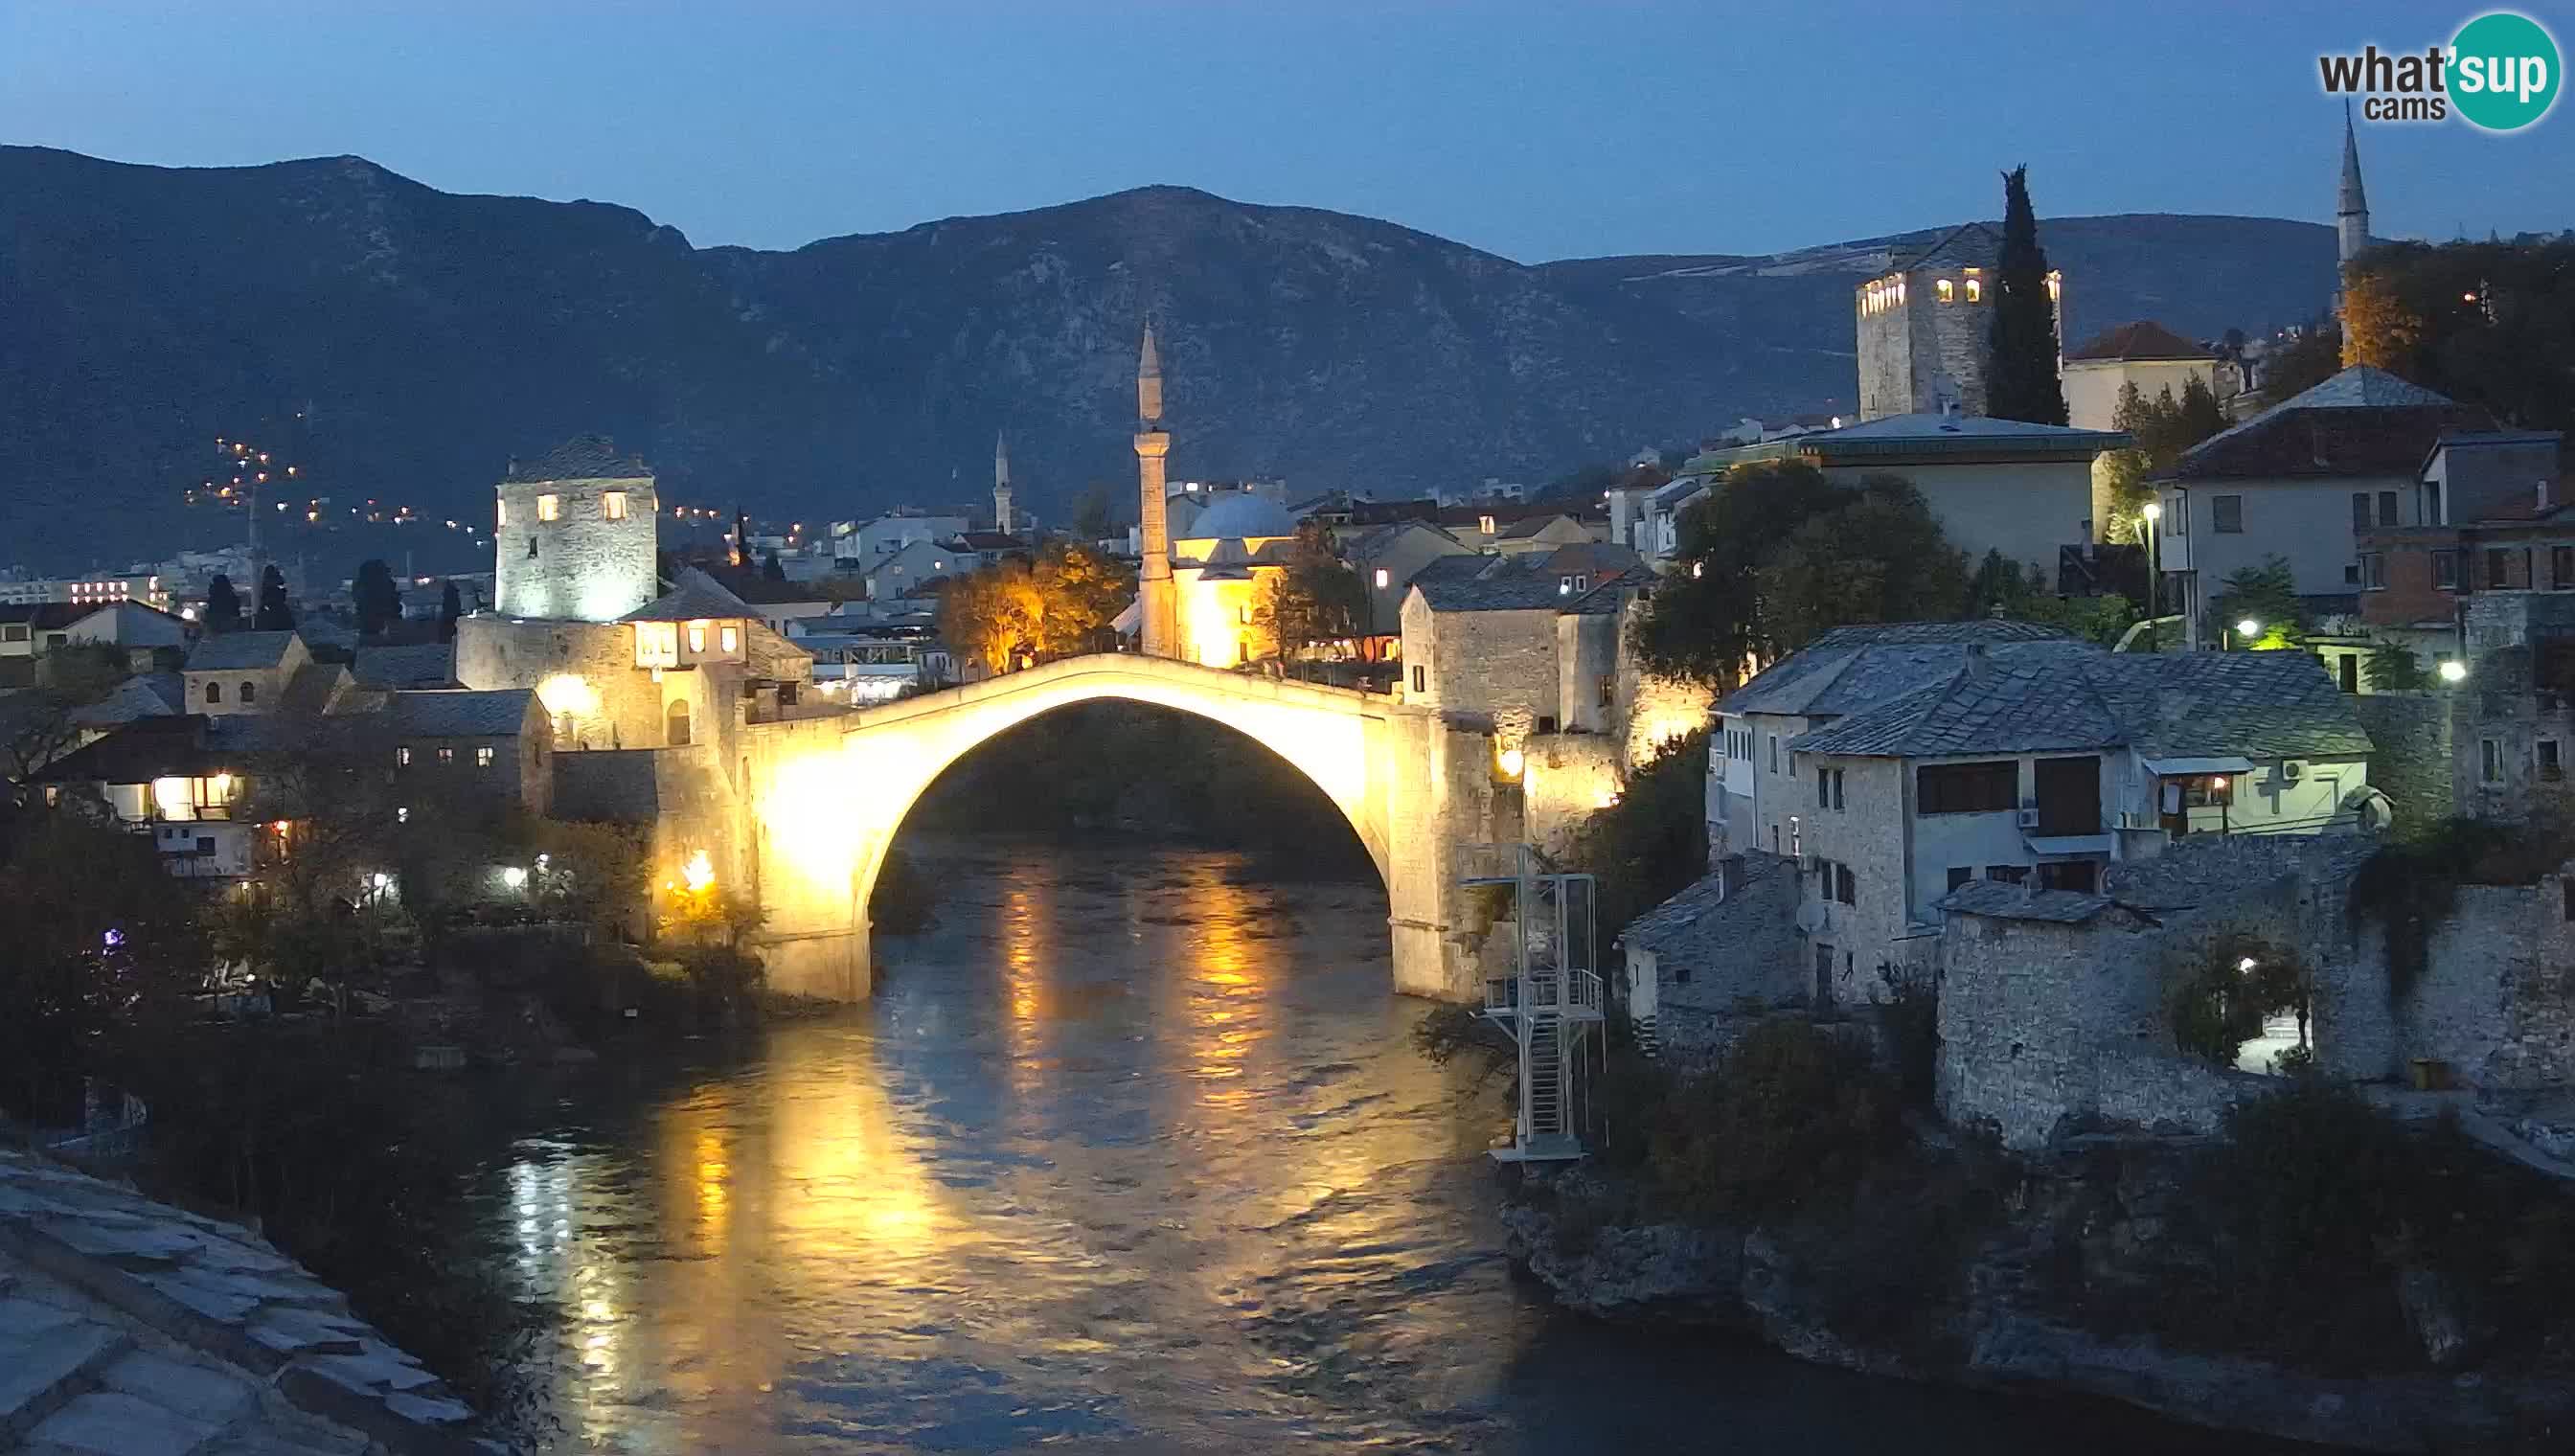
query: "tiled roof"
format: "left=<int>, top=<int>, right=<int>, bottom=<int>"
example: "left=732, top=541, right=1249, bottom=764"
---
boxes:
left=0, top=603, right=92, bottom=630
left=1890, top=221, right=2001, bottom=274
left=1409, top=545, right=1650, bottom=612
left=386, top=689, right=538, bottom=738
left=1623, top=852, right=1795, bottom=958
left=622, top=569, right=756, bottom=623
left=1934, top=881, right=2113, bottom=923
left=2167, top=367, right=2492, bottom=481
left=504, top=434, right=650, bottom=483
left=1497, top=513, right=1580, bottom=540
left=1724, top=622, right=2084, bottom=718
left=1345, top=521, right=1463, bottom=558
left=69, top=673, right=183, bottom=730
left=184, top=630, right=300, bottom=671
left=1790, top=648, right=2372, bottom=762
left=352, top=642, right=457, bottom=691
left=2064, top=321, right=2213, bottom=363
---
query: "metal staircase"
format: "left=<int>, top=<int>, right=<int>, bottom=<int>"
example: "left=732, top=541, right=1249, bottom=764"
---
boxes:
left=1466, top=843, right=1603, bottom=1162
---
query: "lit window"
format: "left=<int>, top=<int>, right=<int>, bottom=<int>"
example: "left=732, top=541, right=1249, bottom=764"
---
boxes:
left=437, top=746, right=454, bottom=764
left=1478, top=515, right=1495, bottom=535
left=603, top=490, right=627, bottom=521
left=687, top=624, right=706, bottom=653
left=536, top=494, right=560, bottom=522
left=1374, top=568, right=1390, bottom=589
left=1965, top=276, right=1983, bottom=304
left=1936, top=279, right=1955, bottom=304
left=496, top=500, right=507, bottom=527
left=719, top=626, right=739, bottom=653
left=476, top=745, right=494, bottom=767
left=397, top=746, right=411, bottom=766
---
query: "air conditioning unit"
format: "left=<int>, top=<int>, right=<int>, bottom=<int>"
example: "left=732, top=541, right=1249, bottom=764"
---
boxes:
left=2017, top=807, right=2041, bottom=829
left=2280, top=760, right=2306, bottom=783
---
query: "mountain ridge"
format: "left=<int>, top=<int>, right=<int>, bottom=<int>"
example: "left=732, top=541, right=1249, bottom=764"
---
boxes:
left=0, top=147, right=2337, bottom=573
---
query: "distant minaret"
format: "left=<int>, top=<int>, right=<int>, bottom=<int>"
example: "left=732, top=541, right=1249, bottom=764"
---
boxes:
left=992, top=430, right=1014, bottom=535
left=2336, top=102, right=2372, bottom=312
left=1134, top=323, right=1178, bottom=658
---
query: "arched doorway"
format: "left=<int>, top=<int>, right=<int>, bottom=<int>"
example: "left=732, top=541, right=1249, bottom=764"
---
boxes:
left=667, top=698, right=693, bottom=747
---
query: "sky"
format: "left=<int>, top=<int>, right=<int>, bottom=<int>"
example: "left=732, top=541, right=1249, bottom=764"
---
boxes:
left=3, top=1, right=2571, bottom=261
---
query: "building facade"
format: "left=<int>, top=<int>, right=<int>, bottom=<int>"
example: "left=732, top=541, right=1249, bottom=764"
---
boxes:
left=492, top=436, right=660, bottom=624
left=1856, top=222, right=2062, bottom=421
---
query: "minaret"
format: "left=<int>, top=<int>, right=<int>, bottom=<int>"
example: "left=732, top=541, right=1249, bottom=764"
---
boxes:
left=1133, top=323, right=1179, bottom=658
left=992, top=430, right=1014, bottom=535
left=2336, top=102, right=2372, bottom=311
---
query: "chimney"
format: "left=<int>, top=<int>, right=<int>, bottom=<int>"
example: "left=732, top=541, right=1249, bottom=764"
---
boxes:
left=1963, top=643, right=1993, bottom=681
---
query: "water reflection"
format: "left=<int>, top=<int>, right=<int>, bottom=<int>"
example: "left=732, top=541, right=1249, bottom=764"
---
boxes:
left=484, top=839, right=2300, bottom=1454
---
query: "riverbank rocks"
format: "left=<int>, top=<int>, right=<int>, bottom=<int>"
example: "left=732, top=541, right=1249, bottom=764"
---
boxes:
left=0, top=1149, right=499, bottom=1455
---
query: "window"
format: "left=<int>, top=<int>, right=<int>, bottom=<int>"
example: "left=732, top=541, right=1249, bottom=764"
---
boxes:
left=1410, top=666, right=1425, bottom=694
left=1478, top=514, right=1496, bottom=535
left=1964, top=276, right=1983, bottom=303
left=2555, top=547, right=2573, bottom=589
left=2483, top=739, right=2503, bottom=784
left=1559, top=574, right=1589, bottom=595
left=397, top=745, right=412, bottom=767
left=205, top=681, right=222, bottom=704
left=239, top=681, right=256, bottom=703
left=2436, top=551, right=2459, bottom=589
left=1599, top=674, right=1615, bottom=708
left=2488, top=548, right=2512, bottom=589
left=1987, top=864, right=2030, bottom=885
left=687, top=624, right=707, bottom=653
left=436, top=746, right=454, bottom=764
left=1768, top=737, right=1779, bottom=774
left=1935, top=278, right=1954, bottom=303
left=1817, top=770, right=1830, bottom=809
left=0, top=625, right=25, bottom=642
left=1832, top=768, right=1844, bottom=810
left=1835, top=864, right=1856, bottom=905
left=1789, top=815, right=1801, bottom=857
left=2378, top=490, right=2400, bottom=527
left=1374, top=568, right=1390, bottom=590
left=476, top=745, right=495, bottom=768
left=603, top=490, right=627, bottom=521
left=720, top=625, right=740, bottom=653
left=1916, top=761, right=2017, bottom=814
left=2178, top=773, right=2235, bottom=808
left=2345, top=563, right=2361, bottom=584
left=2039, top=859, right=2100, bottom=894
left=2351, top=492, right=2372, bottom=532
left=2211, top=495, right=2244, bottom=534
left=1948, top=866, right=1974, bottom=891
left=2362, top=553, right=2386, bottom=589
left=496, top=500, right=507, bottom=527
left=2541, top=740, right=2563, bottom=783
left=196, top=836, right=215, bottom=854
left=536, top=493, right=561, bottom=522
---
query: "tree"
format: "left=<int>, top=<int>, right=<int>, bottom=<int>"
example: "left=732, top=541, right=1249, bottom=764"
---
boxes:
left=762, top=550, right=786, bottom=582
left=1632, top=460, right=1852, bottom=685
left=1072, top=486, right=1120, bottom=544
left=2093, top=446, right=2157, bottom=544
left=353, top=558, right=401, bottom=639
left=437, top=580, right=463, bottom=642
left=2207, top=555, right=2306, bottom=648
left=2261, top=322, right=2345, bottom=403
left=1251, top=521, right=1367, bottom=662
left=1027, top=540, right=1135, bottom=658
left=2340, top=237, right=2575, bottom=434
left=2113, top=378, right=2227, bottom=472
left=2364, top=638, right=2433, bottom=691
left=254, top=564, right=293, bottom=630
left=1986, top=164, right=2069, bottom=425
left=1753, top=477, right=1971, bottom=653
left=937, top=557, right=1044, bottom=674
left=0, top=643, right=128, bottom=812
left=204, top=573, right=243, bottom=634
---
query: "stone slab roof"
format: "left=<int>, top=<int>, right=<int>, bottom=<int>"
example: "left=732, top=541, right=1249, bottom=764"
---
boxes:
left=2167, top=366, right=2493, bottom=481
left=0, top=603, right=92, bottom=630
left=503, top=433, right=650, bottom=483
left=1723, top=622, right=2084, bottom=718
left=1409, top=545, right=1650, bottom=613
left=182, top=630, right=300, bottom=672
left=1934, top=881, right=2114, bottom=922
left=69, top=672, right=183, bottom=731
left=1623, top=852, right=1795, bottom=959
left=350, top=642, right=456, bottom=691
left=2065, top=320, right=2214, bottom=363
left=385, top=687, right=536, bottom=739
left=1790, top=648, right=2372, bottom=762
left=1889, top=221, right=2000, bottom=275
left=623, top=568, right=758, bottom=623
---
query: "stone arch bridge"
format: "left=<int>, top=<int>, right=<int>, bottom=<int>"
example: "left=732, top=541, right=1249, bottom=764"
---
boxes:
left=733, top=653, right=1515, bottom=1003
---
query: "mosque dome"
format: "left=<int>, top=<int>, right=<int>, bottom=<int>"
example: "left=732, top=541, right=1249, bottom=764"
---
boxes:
left=1182, top=493, right=1297, bottom=541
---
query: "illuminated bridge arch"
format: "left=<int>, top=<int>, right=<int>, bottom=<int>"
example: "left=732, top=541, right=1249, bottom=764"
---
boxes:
left=745, top=653, right=1463, bottom=1003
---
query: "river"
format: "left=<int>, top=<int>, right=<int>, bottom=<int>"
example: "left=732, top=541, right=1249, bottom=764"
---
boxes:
left=480, top=837, right=2310, bottom=1453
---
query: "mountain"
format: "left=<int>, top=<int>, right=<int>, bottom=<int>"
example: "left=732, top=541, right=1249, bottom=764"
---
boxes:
left=0, top=147, right=2339, bottom=573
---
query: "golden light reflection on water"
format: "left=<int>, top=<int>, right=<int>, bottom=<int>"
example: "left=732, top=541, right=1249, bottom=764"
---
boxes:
left=1174, top=865, right=1275, bottom=1110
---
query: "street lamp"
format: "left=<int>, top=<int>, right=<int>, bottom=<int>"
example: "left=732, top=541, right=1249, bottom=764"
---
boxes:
left=2141, top=501, right=2163, bottom=647
left=2439, top=659, right=2469, bottom=684
left=2230, top=617, right=2261, bottom=650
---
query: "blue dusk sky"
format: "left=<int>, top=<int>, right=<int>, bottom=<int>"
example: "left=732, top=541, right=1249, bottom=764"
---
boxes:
left=3, top=1, right=2569, bottom=260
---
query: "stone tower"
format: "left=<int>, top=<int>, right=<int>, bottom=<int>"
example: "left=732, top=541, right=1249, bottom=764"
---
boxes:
left=1854, top=223, right=2059, bottom=421
left=2336, top=102, right=2373, bottom=310
left=492, top=434, right=659, bottom=623
left=993, top=430, right=1014, bottom=535
left=1134, top=324, right=1179, bottom=657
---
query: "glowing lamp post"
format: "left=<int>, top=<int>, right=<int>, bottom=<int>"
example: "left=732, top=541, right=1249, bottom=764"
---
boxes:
left=2140, top=501, right=2162, bottom=647
left=2439, top=659, right=2469, bottom=684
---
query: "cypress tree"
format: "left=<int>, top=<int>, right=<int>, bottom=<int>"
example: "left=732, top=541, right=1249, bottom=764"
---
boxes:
left=438, top=580, right=463, bottom=642
left=1986, top=165, right=2069, bottom=425
left=254, top=564, right=294, bottom=631
left=203, top=574, right=241, bottom=634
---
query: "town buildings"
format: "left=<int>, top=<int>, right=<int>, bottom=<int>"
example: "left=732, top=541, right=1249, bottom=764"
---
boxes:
left=2060, top=321, right=2220, bottom=432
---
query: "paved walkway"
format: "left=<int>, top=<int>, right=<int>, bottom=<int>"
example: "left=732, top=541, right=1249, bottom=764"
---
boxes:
left=0, top=1149, right=493, bottom=1455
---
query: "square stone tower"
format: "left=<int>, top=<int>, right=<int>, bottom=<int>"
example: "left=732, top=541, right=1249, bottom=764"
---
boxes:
left=493, top=435, right=660, bottom=622
left=1855, top=223, right=2062, bottom=421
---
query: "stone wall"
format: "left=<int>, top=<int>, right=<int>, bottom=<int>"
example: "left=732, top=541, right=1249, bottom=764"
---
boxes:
left=1403, top=594, right=1561, bottom=747
left=494, top=472, right=659, bottom=623
left=1522, top=731, right=1624, bottom=859
left=2321, top=873, right=2575, bottom=1088
left=2352, top=690, right=2455, bottom=827
left=455, top=615, right=662, bottom=750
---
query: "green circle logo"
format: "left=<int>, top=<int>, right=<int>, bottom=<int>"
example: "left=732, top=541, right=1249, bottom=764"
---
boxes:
left=2451, top=11, right=2561, bottom=130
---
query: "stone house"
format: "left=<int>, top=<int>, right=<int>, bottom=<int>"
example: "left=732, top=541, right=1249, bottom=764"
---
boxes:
left=1491, top=514, right=1595, bottom=557
left=1620, top=852, right=1802, bottom=1057
left=2154, top=367, right=2495, bottom=643
left=1854, top=221, right=2059, bottom=421
left=2059, top=320, right=2217, bottom=433
left=1691, top=412, right=2126, bottom=581
left=385, top=688, right=555, bottom=816
left=492, top=436, right=659, bottom=624
left=34, top=716, right=260, bottom=880
left=181, top=630, right=317, bottom=716
left=1341, top=520, right=1472, bottom=642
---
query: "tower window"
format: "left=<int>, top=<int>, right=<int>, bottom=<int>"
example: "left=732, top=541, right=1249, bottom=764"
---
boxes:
left=496, top=500, right=507, bottom=527
left=719, top=626, right=739, bottom=653
left=687, top=624, right=707, bottom=653
left=1375, top=568, right=1390, bottom=589
left=536, top=494, right=560, bottom=522
left=604, top=490, right=628, bottom=521
left=205, top=681, right=221, bottom=704
left=1936, top=279, right=1954, bottom=304
left=1965, top=276, right=1983, bottom=303
left=476, top=745, right=495, bottom=767
left=239, top=681, right=256, bottom=703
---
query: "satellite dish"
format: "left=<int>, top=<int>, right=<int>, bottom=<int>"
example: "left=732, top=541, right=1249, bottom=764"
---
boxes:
left=1794, top=900, right=1830, bottom=935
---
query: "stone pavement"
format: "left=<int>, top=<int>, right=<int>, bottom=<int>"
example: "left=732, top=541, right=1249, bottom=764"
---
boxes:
left=0, top=1149, right=499, bottom=1455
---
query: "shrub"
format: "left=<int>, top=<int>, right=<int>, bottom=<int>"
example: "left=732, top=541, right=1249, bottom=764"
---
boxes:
left=1649, top=1020, right=1898, bottom=1220
left=2166, top=930, right=2305, bottom=1067
left=1872, top=962, right=1940, bottom=1107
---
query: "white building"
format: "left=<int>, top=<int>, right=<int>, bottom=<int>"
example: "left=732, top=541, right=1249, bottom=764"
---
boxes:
left=834, top=512, right=970, bottom=567
left=2060, top=321, right=2219, bottom=433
